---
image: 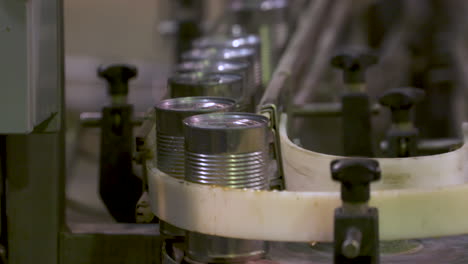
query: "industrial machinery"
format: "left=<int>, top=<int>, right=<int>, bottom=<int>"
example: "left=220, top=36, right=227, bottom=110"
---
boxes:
left=3, top=0, right=468, bottom=264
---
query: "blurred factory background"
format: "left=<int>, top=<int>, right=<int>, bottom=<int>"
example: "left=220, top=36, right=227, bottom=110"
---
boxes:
left=4, top=0, right=468, bottom=263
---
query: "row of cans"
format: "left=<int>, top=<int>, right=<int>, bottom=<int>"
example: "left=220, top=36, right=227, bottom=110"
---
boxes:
left=156, top=1, right=294, bottom=263
left=156, top=97, right=271, bottom=189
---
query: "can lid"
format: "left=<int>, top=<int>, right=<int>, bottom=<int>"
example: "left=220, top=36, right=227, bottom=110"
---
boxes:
left=184, top=113, right=270, bottom=154
left=170, top=72, right=242, bottom=86
left=156, top=97, right=236, bottom=112
left=184, top=112, right=268, bottom=130
left=193, top=35, right=261, bottom=49
left=155, top=97, right=236, bottom=135
left=182, top=48, right=255, bottom=61
left=176, top=60, right=249, bottom=74
left=230, top=0, right=288, bottom=11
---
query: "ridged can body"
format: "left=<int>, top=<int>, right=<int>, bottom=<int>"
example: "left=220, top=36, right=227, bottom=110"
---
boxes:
left=168, top=72, right=248, bottom=111
left=155, top=97, right=236, bottom=179
left=181, top=48, right=261, bottom=95
left=183, top=112, right=270, bottom=263
left=183, top=112, right=270, bottom=189
left=229, top=0, right=290, bottom=81
left=176, top=60, right=255, bottom=112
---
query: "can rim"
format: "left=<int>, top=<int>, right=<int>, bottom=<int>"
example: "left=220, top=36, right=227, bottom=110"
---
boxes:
left=230, top=0, right=288, bottom=11
left=193, top=34, right=261, bottom=49
left=177, top=60, right=250, bottom=73
left=168, top=72, right=243, bottom=86
left=155, top=97, right=236, bottom=113
left=184, top=112, right=269, bottom=130
left=182, top=47, right=256, bottom=61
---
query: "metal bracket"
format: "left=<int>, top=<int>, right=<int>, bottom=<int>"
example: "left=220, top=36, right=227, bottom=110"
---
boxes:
left=259, top=104, right=285, bottom=190
left=134, top=109, right=156, bottom=189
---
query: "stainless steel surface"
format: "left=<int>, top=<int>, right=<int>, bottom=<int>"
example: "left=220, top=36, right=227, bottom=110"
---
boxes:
left=342, top=228, right=362, bottom=259
left=186, top=232, right=266, bottom=264
left=155, top=97, right=236, bottom=178
left=259, top=104, right=285, bottom=190
left=0, top=0, right=63, bottom=133
left=267, top=235, right=468, bottom=263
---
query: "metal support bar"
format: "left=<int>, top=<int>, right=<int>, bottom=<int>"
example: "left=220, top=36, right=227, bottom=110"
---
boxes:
left=258, top=0, right=331, bottom=107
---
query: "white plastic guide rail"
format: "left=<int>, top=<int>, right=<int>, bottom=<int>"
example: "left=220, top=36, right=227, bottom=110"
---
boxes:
left=147, top=116, right=468, bottom=242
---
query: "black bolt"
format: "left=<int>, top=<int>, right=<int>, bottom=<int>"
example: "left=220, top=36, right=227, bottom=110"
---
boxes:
left=379, top=87, right=425, bottom=124
left=98, top=64, right=138, bottom=96
left=331, top=48, right=378, bottom=84
left=331, top=159, right=381, bottom=203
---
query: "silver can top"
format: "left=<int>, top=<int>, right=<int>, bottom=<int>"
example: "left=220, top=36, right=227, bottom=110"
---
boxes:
left=192, top=35, right=261, bottom=49
left=183, top=112, right=270, bottom=154
left=181, top=47, right=256, bottom=62
left=176, top=60, right=250, bottom=75
left=230, top=0, right=288, bottom=11
left=168, top=72, right=244, bottom=101
left=155, top=97, right=236, bottom=136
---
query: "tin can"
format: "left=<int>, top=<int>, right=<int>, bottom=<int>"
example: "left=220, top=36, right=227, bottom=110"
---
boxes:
left=176, top=60, right=255, bottom=111
left=155, top=97, right=236, bottom=179
left=168, top=72, right=249, bottom=111
left=192, top=34, right=261, bottom=51
left=183, top=112, right=270, bottom=263
left=181, top=47, right=261, bottom=94
left=191, top=34, right=266, bottom=91
left=184, top=112, right=270, bottom=188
